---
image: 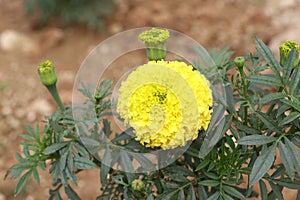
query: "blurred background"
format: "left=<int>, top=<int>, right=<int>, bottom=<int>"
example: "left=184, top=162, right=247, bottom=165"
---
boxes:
left=0, top=0, right=299, bottom=199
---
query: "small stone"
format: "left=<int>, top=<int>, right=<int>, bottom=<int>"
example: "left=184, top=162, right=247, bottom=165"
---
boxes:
left=29, top=98, right=53, bottom=116
left=7, top=116, right=20, bottom=129
left=15, top=108, right=26, bottom=118
left=0, top=29, right=39, bottom=55
left=0, top=193, right=6, bottom=200
left=1, top=106, right=12, bottom=116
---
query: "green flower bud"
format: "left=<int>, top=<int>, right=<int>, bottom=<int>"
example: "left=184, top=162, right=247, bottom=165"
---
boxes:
left=37, top=60, right=57, bottom=86
left=139, top=28, right=170, bottom=61
left=279, top=40, right=300, bottom=68
left=234, top=56, right=245, bottom=68
left=131, top=179, right=145, bottom=191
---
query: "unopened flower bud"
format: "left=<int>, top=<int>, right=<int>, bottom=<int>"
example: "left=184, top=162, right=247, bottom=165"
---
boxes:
left=131, top=179, right=145, bottom=191
left=279, top=40, right=300, bottom=68
left=139, top=28, right=169, bottom=61
left=37, top=60, right=57, bottom=86
left=234, top=56, right=245, bottom=68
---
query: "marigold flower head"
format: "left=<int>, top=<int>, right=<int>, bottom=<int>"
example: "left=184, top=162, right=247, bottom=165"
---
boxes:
left=117, top=60, right=213, bottom=149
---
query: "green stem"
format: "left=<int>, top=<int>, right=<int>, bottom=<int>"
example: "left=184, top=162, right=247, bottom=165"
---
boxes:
left=238, top=67, right=249, bottom=124
left=46, top=84, right=65, bottom=111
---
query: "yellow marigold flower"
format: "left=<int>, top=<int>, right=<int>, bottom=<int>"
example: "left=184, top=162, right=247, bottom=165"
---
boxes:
left=117, top=60, right=213, bottom=149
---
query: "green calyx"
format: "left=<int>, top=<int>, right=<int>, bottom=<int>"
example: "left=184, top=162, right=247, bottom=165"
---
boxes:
left=38, top=60, right=57, bottom=86
left=139, top=28, right=169, bottom=61
left=279, top=40, right=300, bottom=68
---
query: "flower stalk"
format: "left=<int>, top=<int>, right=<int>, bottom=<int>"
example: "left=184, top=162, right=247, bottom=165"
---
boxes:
left=38, top=60, right=65, bottom=111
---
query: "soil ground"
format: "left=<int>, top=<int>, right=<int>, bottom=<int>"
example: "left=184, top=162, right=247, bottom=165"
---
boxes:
left=0, top=0, right=299, bottom=199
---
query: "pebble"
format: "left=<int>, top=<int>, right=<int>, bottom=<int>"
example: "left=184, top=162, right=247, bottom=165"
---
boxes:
left=27, top=99, right=53, bottom=119
left=0, top=193, right=6, bottom=200
left=0, top=29, right=39, bottom=55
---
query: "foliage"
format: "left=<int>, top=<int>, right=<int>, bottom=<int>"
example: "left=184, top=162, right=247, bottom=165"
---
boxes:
left=24, top=0, right=114, bottom=30
left=5, top=39, right=300, bottom=199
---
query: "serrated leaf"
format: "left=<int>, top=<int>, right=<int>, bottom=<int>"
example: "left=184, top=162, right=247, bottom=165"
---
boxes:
left=156, top=189, right=178, bottom=200
left=223, top=185, right=246, bottom=199
left=198, top=185, right=208, bottom=199
left=238, top=135, right=276, bottom=145
left=260, top=93, right=286, bottom=104
left=177, top=189, right=185, bottom=200
left=195, top=159, right=210, bottom=171
left=32, top=167, right=40, bottom=184
left=273, top=178, right=300, bottom=189
left=119, top=151, right=134, bottom=173
left=269, top=182, right=284, bottom=200
left=289, top=65, right=300, bottom=95
left=44, top=142, right=68, bottom=155
left=249, top=144, right=276, bottom=186
left=279, top=112, right=300, bottom=126
left=128, top=152, right=155, bottom=171
left=198, top=180, right=220, bottom=187
left=199, top=117, right=226, bottom=157
left=100, top=148, right=111, bottom=185
left=255, top=38, right=282, bottom=77
left=207, top=192, right=220, bottom=200
left=222, top=193, right=235, bottom=200
left=65, top=185, right=81, bottom=200
left=247, top=75, right=282, bottom=87
left=278, top=141, right=294, bottom=179
left=283, top=47, right=296, bottom=83
left=14, top=170, right=32, bottom=196
left=187, top=184, right=196, bottom=200
left=285, top=137, right=300, bottom=176
left=281, top=97, right=300, bottom=113
left=259, top=180, right=267, bottom=200
left=255, top=111, right=282, bottom=133
left=74, top=157, right=97, bottom=170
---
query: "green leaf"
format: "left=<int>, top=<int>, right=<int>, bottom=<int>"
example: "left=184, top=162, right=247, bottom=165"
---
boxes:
left=74, top=157, right=97, bottom=169
left=177, top=189, right=185, bottom=200
left=14, top=170, right=32, bottom=196
left=255, top=38, right=282, bottom=77
left=247, top=75, right=282, bottom=87
left=198, top=185, right=208, bottom=199
left=273, top=178, right=300, bottom=189
left=65, top=185, right=81, bottom=200
left=44, top=142, right=68, bottom=155
left=128, top=152, right=155, bottom=171
left=289, top=65, right=300, bottom=95
left=100, top=148, right=111, bottom=185
left=198, top=180, right=220, bottom=187
left=199, top=117, right=226, bottom=157
left=223, top=185, right=246, bottom=199
left=255, top=111, right=282, bottom=133
left=259, top=180, right=268, bottom=200
left=249, top=144, right=276, bottom=186
left=196, top=159, right=210, bottom=171
left=269, top=182, right=284, bottom=200
left=278, top=141, right=294, bottom=179
left=187, top=184, right=196, bottom=200
left=281, top=97, right=300, bottom=113
left=32, top=167, right=40, bottom=184
left=156, top=189, right=178, bottom=200
left=207, top=192, right=220, bottom=200
left=119, top=151, right=134, bottom=174
left=285, top=137, right=300, bottom=176
left=279, top=112, right=300, bottom=126
left=283, top=47, right=296, bottom=83
left=260, top=93, right=286, bottom=104
left=222, top=193, right=235, bottom=200
left=238, top=135, right=276, bottom=145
